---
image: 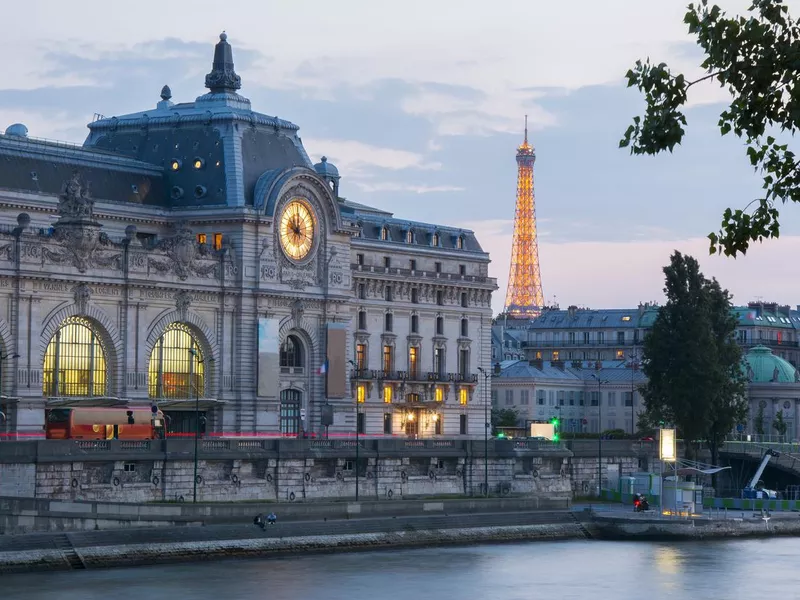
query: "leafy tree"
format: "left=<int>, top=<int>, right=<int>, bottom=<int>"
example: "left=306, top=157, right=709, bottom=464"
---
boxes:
left=641, top=252, right=747, bottom=467
left=754, top=403, right=765, bottom=435
left=491, top=408, right=519, bottom=429
left=620, top=0, right=800, bottom=257
left=773, top=408, right=788, bottom=439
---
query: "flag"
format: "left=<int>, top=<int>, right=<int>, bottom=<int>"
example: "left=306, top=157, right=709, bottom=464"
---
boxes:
left=318, top=359, right=328, bottom=375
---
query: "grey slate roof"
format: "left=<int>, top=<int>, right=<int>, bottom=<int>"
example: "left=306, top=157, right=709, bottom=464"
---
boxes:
left=351, top=211, right=484, bottom=253
left=496, top=359, right=647, bottom=385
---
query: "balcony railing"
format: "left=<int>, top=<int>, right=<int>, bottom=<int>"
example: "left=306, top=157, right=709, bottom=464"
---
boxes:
left=350, top=370, right=478, bottom=384
left=522, top=340, right=641, bottom=349
left=351, top=263, right=494, bottom=285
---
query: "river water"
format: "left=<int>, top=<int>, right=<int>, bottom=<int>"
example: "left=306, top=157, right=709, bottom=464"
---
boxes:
left=2, top=538, right=798, bottom=599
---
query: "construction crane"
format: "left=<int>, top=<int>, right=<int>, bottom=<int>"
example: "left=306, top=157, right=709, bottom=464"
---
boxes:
left=742, top=448, right=779, bottom=499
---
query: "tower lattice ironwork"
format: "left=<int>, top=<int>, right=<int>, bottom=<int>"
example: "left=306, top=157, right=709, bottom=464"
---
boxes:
left=504, top=116, right=544, bottom=318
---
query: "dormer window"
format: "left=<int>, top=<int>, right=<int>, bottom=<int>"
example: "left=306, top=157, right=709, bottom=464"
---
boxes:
left=457, top=235, right=465, bottom=249
left=432, top=232, right=440, bottom=247
left=406, top=230, right=413, bottom=244
left=381, top=226, right=389, bottom=241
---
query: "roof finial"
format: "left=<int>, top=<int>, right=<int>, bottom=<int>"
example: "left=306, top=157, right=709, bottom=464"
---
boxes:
left=160, top=85, right=172, bottom=101
left=524, top=114, right=528, bottom=145
left=204, top=31, right=242, bottom=93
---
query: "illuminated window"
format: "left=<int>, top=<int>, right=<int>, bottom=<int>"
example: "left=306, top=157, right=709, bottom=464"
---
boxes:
left=383, top=345, right=393, bottom=373
left=280, top=335, right=304, bottom=369
left=43, top=317, right=107, bottom=397
left=193, top=157, right=205, bottom=170
left=384, top=385, right=392, bottom=403
left=459, top=388, right=468, bottom=405
left=280, top=389, right=301, bottom=434
left=535, top=351, right=542, bottom=359
left=213, top=233, right=223, bottom=250
left=197, top=233, right=207, bottom=245
left=435, top=387, right=444, bottom=402
left=552, top=351, right=560, bottom=361
left=357, top=383, right=366, bottom=403
left=356, top=344, right=366, bottom=370
left=615, top=350, right=624, bottom=360
left=148, top=323, right=205, bottom=399
left=409, top=347, right=418, bottom=378
left=622, top=316, right=631, bottom=321
left=170, top=159, right=181, bottom=171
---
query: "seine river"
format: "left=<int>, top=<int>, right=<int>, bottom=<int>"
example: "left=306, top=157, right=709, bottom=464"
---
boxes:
left=3, top=539, right=798, bottom=599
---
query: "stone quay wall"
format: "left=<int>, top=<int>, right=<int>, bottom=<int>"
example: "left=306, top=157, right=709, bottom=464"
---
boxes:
left=0, top=438, right=575, bottom=504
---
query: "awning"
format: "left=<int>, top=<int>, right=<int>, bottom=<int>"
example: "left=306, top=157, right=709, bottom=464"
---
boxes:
left=153, top=398, right=226, bottom=410
left=46, top=397, right=126, bottom=408
left=675, top=466, right=731, bottom=476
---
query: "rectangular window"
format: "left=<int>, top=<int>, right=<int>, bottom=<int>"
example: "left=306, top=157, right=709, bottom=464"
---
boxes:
left=409, top=259, right=417, bottom=271
left=435, top=262, right=442, bottom=273
left=384, top=413, right=392, bottom=434
left=385, top=313, right=393, bottom=332
left=436, top=317, right=444, bottom=335
left=435, top=387, right=444, bottom=402
left=357, top=253, right=364, bottom=266
left=409, top=347, right=418, bottom=377
left=357, top=412, right=366, bottom=434
left=411, top=314, right=419, bottom=333
left=591, top=391, right=599, bottom=407
left=434, top=347, right=445, bottom=375
left=358, top=284, right=366, bottom=299
left=520, top=390, right=529, bottom=405
left=356, top=344, right=366, bottom=370
left=197, top=233, right=207, bottom=245
left=384, top=256, right=391, bottom=268
left=382, top=346, right=393, bottom=373
left=552, top=351, right=560, bottom=361
left=385, top=286, right=393, bottom=301
left=615, top=350, right=624, bottom=360
left=434, top=415, right=443, bottom=435
left=568, top=332, right=575, bottom=344
left=459, top=388, right=468, bottom=405
left=459, top=264, right=466, bottom=276
left=583, top=332, right=590, bottom=344
left=358, top=311, right=367, bottom=330
left=491, top=389, right=498, bottom=407
left=411, top=288, right=419, bottom=303
left=624, top=391, right=634, bottom=407
left=357, top=383, right=366, bottom=403
left=558, top=391, right=565, bottom=406
left=437, top=290, right=444, bottom=306
left=459, top=349, right=469, bottom=377
left=505, top=389, right=513, bottom=405
left=608, top=392, right=616, bottom=407
left=537, top=390, right=545, bottom=405
left=461, top=293, right=468, bottom=308
left=569, top=391, right=575, bottom=406
left=617, top=332, right=625, bottom=344
left=459, top=414, right=467, bottom=435
left=213, top=233, right=223, bottom=250
left=598, top=332, right=605, bottom=344
left=384, top=385, right=392, bottom=403
left=579, top=391, right=585, bottom=406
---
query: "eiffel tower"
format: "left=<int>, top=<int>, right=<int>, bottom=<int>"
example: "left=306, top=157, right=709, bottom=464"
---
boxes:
left=504, top=116, right=544, bottom=318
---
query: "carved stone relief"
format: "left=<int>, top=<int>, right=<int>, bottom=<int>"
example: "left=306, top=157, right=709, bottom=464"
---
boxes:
left=148, top=221, right=218, bottom=281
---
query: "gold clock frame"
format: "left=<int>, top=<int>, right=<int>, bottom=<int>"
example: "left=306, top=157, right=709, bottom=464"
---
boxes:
left=278, top=199, right=316, bottom=261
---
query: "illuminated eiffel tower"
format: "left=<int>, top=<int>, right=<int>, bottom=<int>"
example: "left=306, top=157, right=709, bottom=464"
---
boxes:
left=504, top=116, right=544, bottom=318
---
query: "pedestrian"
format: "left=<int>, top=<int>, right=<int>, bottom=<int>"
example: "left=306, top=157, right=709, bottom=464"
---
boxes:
left=253, top=513, right=266, bottom=531
left=267, top=511, right=277, bottom=525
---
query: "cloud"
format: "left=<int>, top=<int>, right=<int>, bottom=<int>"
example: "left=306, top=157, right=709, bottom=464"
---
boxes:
left=465, top=217, right=800, bottom=315
left=302, top=138, right=441, bottom=175
left=353, top=182, right=465, bottom=194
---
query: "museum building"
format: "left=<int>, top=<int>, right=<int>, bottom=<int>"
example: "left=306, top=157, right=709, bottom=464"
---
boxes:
left=0, top=34, right=496, bottom=438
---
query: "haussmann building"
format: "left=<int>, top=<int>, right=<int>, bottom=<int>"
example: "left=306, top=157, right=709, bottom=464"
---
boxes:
left=0, top=33, right=496, bottom=439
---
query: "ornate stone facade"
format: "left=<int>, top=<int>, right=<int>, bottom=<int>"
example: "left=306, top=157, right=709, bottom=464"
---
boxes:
left=0, top=33, right=496, bottom=439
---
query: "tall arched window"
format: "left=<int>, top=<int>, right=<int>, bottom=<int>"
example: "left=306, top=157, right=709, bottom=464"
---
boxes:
left=43, top=317, right=107, bottom=397
left=149, top=323, right=205, bottom=399
left=280, top=335, right=304, bottom=370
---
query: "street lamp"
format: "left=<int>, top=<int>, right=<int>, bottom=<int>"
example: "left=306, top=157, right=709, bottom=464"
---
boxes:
left=347, top=359, right=360, bottom=501
left=478, top=366, right=490, bottom=497
left=188, top=348, right=213, bottom=504
left=590, top=372, right=609, bottom=498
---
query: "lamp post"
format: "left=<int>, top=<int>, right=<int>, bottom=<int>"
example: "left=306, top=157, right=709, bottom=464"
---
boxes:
left=590, top=372, right=609, bottom=498
left=188, top=348, right=212, bottom=504
left=478, top=366, right=490, bottom=497
left=347, top=359, right=359, bottom=501
left=0, top=353, right=19, bottom=438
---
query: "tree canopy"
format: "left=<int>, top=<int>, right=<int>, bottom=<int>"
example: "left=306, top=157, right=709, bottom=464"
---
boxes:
left=620, top=0, right=800, bottom=257
left=641, top=251, right=747, bottom=462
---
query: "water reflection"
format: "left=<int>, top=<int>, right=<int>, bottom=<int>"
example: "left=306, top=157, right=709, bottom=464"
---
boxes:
left=4, top=538, right=800, bottom=600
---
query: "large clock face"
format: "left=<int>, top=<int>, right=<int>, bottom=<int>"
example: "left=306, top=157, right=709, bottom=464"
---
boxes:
left=279, top=200, right=315, bottom=260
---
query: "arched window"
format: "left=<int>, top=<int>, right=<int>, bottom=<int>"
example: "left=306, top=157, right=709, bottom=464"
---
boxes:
left=406, top=230, right=413, bottom=243
left=148, top=323, right=205, bottom=399
left=43, top=316, right=107, bottom=397
left=280, top=335, right=304, bottom=369
left=431, top=232, right=440, bottom=247
left=381, top=226, right=389, bottom=241
left=457, top=235, right=465, bottom=249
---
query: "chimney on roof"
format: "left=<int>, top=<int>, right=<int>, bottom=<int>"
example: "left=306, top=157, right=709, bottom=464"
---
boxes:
left=529, top=358, right=543, bottom=370
left=568, top=305, right=577, bottom=318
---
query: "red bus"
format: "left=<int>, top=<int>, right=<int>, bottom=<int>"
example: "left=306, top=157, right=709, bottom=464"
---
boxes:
left=45, top=407, right=166, bottom=440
